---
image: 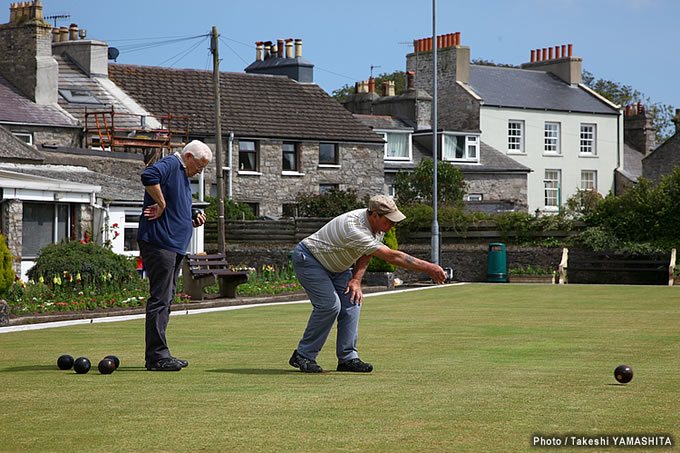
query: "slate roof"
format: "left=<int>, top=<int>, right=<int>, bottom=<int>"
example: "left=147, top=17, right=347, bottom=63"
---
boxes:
left=0, top=74, right=79, bottom=127
left=353, top=114, right=413, bottom=131
left=54, top=54, right=141, bottom=130
left=0, top=125, right=44, bottom=162
left=468, top=65, right=618, bottom=115
left=0, top=162, right=144, bottom=202
left=108, top=64, right=384, bottom=143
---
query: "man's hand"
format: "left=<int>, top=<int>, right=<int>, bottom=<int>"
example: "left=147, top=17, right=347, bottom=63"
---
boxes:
left=192, top=213, right=206, bottom=228
left=428, top=264, right=447, bottom=285
left=143, top=203, right=164, bottom=221
left=344, top=278, right=364, bottom=305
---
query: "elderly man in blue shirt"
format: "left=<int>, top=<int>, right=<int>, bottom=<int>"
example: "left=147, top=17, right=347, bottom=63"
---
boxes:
left=137, top=140, right=212, bottom=371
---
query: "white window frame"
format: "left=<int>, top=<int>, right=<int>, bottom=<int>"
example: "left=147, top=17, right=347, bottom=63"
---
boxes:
left=442, top=133, right=480, bottom=163
left=581, top=170, right=597, bottom=191
left=466, top=194, right=483, bottom=201
left=508, top=120, right=524, bottom=153
left=123, top=209, right=141, bottom=253
left=377, top=130, right=412, bottom=161
left=580, top=124, right=597, bottom=155
left=544, top=122, right=560, bottom=154
left=544, top=169, right=561, bottom=210
left=12, top=132, right=33, bottom=145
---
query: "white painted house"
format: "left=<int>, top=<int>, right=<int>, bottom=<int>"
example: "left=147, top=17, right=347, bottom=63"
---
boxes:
left=406, top=34, right=622, bottom=214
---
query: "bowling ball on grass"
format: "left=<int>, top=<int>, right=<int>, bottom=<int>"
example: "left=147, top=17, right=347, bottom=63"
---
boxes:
left=98, top=358, right=116, bottom=375
left=73, top=357, right=91, bottom=374
left=57, top=354, right=74, bottom=370
left=614, top=364, right=633, bottom=383
left=104, top=355, right=120, bottom=369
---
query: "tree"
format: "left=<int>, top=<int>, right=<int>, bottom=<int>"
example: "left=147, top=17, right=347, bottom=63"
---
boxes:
left=0, top=234, right=14, bottom=297
left=393, top=159, right=467, bottom=207
left=332, top=71, right=406, bottom=103
left=582, top=69, right=675, bottom=142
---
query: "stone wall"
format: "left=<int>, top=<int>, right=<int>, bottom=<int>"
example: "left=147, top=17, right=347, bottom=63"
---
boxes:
left=406, top=46, right=480, bottom=131
left=465, top=173, right=528, bottom=212
left=0, top=12, right=57, bottom=104
left=200, top=138, right=384, bottom=218
left=0, top=200, right=23, bottom=276
left=222, top=242, right=562, bottom=283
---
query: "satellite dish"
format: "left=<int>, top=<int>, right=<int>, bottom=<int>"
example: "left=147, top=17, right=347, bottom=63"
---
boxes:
left=108, top=47, right=119, bottom=61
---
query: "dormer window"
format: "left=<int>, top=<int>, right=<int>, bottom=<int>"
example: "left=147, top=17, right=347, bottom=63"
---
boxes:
left=442, top=134, right=479, bottom=163
left=378, top=130, right=412, bottom=161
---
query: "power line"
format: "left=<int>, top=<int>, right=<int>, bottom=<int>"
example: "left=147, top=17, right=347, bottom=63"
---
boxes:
left=157, top=35, right=210, bottom=68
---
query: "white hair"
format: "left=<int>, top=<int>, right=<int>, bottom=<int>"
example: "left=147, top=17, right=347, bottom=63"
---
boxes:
left=182, top=140, right=213, bottom=162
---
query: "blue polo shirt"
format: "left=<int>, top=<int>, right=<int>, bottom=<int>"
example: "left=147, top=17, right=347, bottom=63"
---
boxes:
left=137, top=153, right=193, bottom=255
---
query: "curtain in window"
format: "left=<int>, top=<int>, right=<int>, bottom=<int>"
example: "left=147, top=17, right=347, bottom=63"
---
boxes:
left=443, top=135, right=464, bottom=160
left=385, top=133, right=408, bottom=159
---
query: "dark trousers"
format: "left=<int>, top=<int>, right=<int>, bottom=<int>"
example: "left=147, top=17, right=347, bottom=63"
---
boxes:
left=138, top=240, right=184, bottom=364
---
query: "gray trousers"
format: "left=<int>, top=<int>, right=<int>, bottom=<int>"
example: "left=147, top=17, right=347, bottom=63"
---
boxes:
left=292, top=243, right=361, bottom=363
left=138, top=240, right=184, bottom=364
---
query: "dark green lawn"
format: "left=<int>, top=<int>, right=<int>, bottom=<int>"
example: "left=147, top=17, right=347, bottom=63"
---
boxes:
left=0, top=284, right=678, bottom=452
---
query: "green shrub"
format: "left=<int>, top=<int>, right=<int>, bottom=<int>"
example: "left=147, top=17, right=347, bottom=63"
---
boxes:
left=295, top=189, right=366, bottom=217
left=0, top=234, right=15, bottom=297
left=394, top=159, right=466, bottom=207
left=367, top=228, right=398, bottom=272
left=26, top=241, right=137, bottom=284
left=205, top=196, right=256, bottom=220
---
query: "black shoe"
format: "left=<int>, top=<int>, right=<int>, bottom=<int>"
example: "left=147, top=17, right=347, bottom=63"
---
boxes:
left=289, top=350, right=323, bottom=373
left=146, top=357, right=182, bottom=371
left=337, top=358, right=373, bottom=373
left=172, top=357, right=188, bottom=368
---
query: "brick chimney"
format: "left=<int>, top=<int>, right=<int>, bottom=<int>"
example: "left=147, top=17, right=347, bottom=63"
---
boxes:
left=520, top=43, right=582, bottom=85
left=624, top=103, right=656, bottom=155
left=0, top=1, right=58, bottom=104
left=405, top=32, right=476, bottom=130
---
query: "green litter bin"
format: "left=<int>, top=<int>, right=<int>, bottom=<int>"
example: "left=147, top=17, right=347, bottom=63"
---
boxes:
left=487, top=243, right=507, bottom=282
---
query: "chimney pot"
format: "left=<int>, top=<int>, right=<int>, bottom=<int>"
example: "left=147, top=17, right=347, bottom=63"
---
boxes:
left=530, top=49, right=535, bottom=62
left=561, top=44, right=566, bottom=58
left=455, top=32, right=460, bottom=46
left=264, top=41, right=272, bottom=59
left=555, top=46, right=561, bottom=59
left=368, top=76, right=375, bottom=93
left=294, top=38, right=302, bottom=58
left=437, top=35, right=442, bottom=49
left=285, top=38, right=293, bottom=58
left=69, top=23, right=78, bottom=41
left=255, top=42, right=263, bottom=61
left=548, top=47, right=553, bottom=60
left=568, top=44, right=572, bottom=57
left=542, top=48, right=547, bottom=61
left=626, top=105, right=631, bottom=116
left=381, top=81, right=388, bottom=96
left=277, top=39, right=284, bottom=58
left=407, top=71, right=415, bottom=89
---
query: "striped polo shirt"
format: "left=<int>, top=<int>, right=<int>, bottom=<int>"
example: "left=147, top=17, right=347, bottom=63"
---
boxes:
left=302, top=208, right=385, bottom=273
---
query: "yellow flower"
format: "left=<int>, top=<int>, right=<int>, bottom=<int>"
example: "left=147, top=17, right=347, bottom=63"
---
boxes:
left=76, top=273, right=82, bottom=281
left=39, top=276, right=44, bottom=284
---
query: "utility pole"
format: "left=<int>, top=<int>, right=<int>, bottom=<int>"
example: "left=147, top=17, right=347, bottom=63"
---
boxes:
left=431, top=0, right=440, bottom=266
left=211, top=26, right=226, bottom=255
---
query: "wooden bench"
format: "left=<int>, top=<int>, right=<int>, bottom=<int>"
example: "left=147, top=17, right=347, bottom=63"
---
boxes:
left=182, top=254, right=249, bottom=300
left=558, top=248, right=676, bottom=286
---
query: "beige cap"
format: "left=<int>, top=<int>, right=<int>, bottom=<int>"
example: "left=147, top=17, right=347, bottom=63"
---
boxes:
left=368, top=195, right=406, bottom=223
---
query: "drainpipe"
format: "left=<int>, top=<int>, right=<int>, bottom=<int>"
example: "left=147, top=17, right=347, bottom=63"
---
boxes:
left=228, top=131, right=234, bottom=200
left=198, top=172, right=205, bottom=201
